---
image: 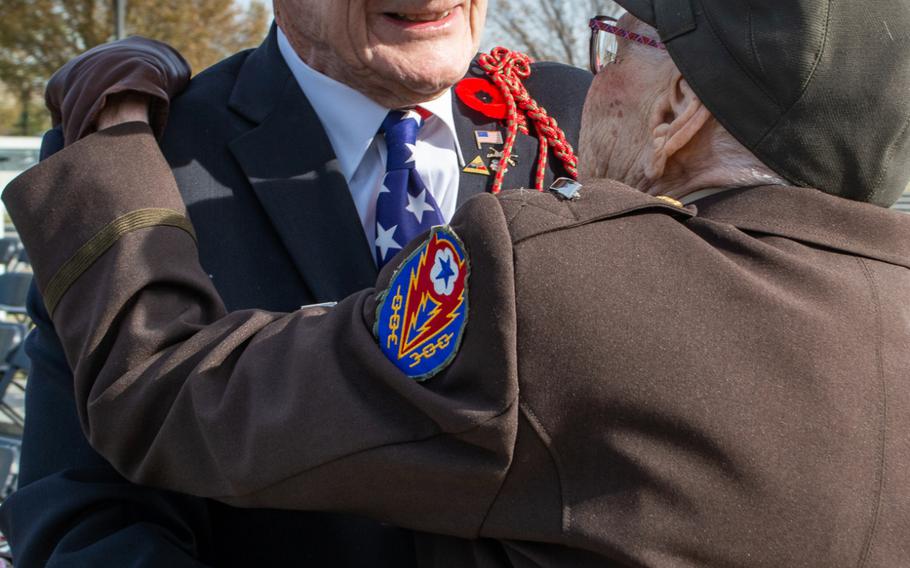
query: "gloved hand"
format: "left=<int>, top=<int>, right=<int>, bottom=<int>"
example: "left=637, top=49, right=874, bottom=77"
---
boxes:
left=45, top=36, right=191, bottom=145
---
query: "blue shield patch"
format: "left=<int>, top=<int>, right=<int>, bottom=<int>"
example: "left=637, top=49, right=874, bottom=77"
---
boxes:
left=374, top=226, right=470, bottom=381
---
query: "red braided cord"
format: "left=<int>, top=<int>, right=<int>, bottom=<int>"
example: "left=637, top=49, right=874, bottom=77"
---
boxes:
left=477, top=47, right=579, bottom=193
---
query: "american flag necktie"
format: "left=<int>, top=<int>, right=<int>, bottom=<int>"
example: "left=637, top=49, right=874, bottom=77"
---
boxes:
left=374, top=109, right=445, bottom=268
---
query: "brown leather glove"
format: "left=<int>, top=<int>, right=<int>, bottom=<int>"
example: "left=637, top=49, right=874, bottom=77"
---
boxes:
left=45, top=36, right=191, bottom=146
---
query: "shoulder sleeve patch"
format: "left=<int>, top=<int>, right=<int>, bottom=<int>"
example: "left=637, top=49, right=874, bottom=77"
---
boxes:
left=374, top=226, right=470, bottom=382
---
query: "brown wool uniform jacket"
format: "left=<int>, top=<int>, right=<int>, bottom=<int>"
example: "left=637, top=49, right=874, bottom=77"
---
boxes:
left=5, top=123, right=910, bottom=567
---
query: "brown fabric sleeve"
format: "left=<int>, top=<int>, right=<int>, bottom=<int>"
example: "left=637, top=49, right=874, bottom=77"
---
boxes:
left=2, top=122, right=190, bottom=298
left=2, top=126, right=519, bottom=538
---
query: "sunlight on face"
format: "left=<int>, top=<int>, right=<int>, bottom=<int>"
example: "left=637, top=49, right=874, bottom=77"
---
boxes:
left=275, top=0, right=488, bottom=107
left=579, top=14, right=671, bottom=188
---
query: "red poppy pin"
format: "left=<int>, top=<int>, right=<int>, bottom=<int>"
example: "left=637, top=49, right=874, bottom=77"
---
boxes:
left=455, top=77, right=508, bottom=120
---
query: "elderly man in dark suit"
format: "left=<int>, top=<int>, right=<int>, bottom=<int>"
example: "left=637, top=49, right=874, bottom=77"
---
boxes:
left=7, top=0, right=910, bottom=566
left=0, top=1, right=590, bottom=566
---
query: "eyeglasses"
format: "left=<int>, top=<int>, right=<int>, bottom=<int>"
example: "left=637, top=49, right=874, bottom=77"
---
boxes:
left=589, top=16, right=666, bottom=74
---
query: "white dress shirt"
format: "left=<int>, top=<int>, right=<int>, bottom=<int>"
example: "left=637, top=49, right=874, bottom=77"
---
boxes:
left=277, top=29, right=464, bottom=255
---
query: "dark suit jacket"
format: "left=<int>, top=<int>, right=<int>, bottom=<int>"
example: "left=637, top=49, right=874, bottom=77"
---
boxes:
left=7, top=123, right=910, bottom=567
left=0, top=28, right=592, bottom=567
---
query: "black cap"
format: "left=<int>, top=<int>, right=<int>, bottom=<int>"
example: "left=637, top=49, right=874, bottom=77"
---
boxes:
left=616, top=0, right=910, bottom=207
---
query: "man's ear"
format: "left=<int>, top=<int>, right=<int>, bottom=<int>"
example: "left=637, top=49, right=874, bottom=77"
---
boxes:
left=644, top=70, right=712, bottom=181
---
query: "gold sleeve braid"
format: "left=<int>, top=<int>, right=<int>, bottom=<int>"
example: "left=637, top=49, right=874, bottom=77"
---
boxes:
left=43, top=208, right=197, bottom=316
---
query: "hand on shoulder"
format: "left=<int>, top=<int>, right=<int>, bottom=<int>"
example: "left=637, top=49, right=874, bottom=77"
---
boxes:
left=45, top=36, right=191, bottom=145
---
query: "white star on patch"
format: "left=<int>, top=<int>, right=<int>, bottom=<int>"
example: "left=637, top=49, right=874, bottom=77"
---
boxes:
left=403, top=143, right=418, bottom=165
left=406, top=189, right=437, bottom=223
left=375, top=223, right=402, bottom=260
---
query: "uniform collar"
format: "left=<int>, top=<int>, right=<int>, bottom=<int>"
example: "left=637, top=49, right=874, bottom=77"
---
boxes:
left=276, top=27, right=461, bottom=182
left=693, top=185, right=910, bottom=270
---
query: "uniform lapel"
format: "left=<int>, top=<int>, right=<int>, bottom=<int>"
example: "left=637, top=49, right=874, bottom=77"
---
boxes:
left=227, top=27, right=378, bottom=302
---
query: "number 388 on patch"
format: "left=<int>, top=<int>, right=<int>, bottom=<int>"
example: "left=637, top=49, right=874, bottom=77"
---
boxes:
left=374, top=226, right=470, bottom=382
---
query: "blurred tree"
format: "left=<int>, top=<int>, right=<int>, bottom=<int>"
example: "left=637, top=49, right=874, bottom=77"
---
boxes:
left=125, top=0, right=269, bottom=73
left=484, top=0, right=623, bottom=68
left=0, top=87, right=29, bottom=137
left=0, top=0, right=269, bottom=135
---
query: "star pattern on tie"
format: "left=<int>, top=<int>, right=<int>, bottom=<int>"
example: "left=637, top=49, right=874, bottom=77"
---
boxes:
left=400, top=109, right=423, bottom=124
left=404, top=143, right=418, bottom=165
left=375, top=222, right=402, bottom=260
left=406, top=189, right=437, bottom=223
left=374, top=109, right=445, bottom=267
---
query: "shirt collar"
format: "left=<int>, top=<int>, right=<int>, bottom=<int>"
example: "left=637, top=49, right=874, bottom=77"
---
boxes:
left=278, top=28, right=387, bottom=182
left=419, top=90, right=463, bottom=166
left=277, top=27, right=462, bottom=180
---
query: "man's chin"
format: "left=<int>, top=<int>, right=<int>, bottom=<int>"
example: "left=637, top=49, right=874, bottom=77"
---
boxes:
left=373, top=61, right=472, bottom=105
left=406, top=72, right=464, bottom=97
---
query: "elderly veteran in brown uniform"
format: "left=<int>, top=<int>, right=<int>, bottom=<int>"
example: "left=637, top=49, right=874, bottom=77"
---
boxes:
left=6, top=0, right=910, bottom=565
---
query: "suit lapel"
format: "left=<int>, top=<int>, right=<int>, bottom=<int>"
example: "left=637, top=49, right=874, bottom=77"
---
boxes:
left=453, top=63, right=564, bottom=207
left=227, top=27, right=377, bottom=302
left=454, top=66, right=502, bottom=209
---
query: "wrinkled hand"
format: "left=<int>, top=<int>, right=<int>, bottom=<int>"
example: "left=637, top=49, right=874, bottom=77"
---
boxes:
left=96, top=92, right=153, bottom=131
left=45, top=36, right=191, bottom=145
